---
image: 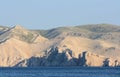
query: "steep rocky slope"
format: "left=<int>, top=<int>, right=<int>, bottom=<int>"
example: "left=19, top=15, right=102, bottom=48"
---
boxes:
left=15, top=35, right=120, bottom=67
left=0, top=24, right=120, bottom=67
left=0, top=25, right=48, bottom=67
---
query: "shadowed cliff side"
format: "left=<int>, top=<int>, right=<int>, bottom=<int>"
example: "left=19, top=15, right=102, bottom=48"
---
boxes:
left=0, top=24, right=120, bottom=67
left=14, top=47, right=120, bottom=67
left=14, top=47, right=88, bottom=67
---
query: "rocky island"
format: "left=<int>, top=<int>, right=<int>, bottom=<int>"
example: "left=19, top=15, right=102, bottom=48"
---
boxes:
left=0, top=24, right=120, bottom=67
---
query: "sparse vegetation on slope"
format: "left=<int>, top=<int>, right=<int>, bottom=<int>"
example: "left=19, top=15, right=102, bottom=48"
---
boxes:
left=0, top=24, right=120, bottom=67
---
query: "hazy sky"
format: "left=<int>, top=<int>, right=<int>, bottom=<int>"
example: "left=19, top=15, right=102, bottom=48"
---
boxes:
left=0, top=0, right=120, bottom=29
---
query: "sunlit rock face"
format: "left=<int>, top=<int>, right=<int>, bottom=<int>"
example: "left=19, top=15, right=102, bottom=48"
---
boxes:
left=0, top=24, right=120, bottom=67
left=15, top=47, right=120, bottom=67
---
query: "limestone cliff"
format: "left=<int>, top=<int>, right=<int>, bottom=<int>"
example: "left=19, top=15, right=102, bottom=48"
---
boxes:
left=0, top=24, right=120, bottom=67
left=15, top=46, right=120, bottom=67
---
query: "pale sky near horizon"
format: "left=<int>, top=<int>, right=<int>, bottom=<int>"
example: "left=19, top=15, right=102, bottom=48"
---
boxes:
left=0, top=0, right=120, bottom=29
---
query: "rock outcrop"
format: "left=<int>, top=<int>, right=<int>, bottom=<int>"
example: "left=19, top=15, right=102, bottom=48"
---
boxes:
left=0, top=24, right=120, bottom=67
left=15, top=47, right=120, bottom=67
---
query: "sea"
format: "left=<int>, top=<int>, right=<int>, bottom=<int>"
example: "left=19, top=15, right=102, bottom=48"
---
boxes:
left=0, top=67, right=120, bottom=77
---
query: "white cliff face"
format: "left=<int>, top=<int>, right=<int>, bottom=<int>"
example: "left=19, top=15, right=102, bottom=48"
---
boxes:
left=0, top=24, right=120, bottom=67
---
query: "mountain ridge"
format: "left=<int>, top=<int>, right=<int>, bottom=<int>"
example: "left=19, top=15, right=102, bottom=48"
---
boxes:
left=0, top=24, right=120, bottom=67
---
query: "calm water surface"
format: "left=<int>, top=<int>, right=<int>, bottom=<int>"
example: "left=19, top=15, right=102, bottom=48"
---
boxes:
left=0, top=67, right=120, bottom=77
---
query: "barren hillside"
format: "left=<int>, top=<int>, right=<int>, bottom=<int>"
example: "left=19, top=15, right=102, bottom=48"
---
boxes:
left=0, top=24, right=120, bottom=67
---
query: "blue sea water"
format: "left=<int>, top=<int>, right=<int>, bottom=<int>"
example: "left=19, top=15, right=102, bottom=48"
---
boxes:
left=0, top=67, right=120, bottom=77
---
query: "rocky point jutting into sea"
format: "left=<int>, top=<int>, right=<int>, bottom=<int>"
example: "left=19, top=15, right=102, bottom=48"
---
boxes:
left=0, top=24, right=120, bottom=67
